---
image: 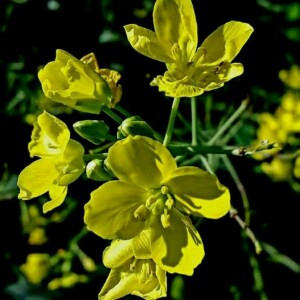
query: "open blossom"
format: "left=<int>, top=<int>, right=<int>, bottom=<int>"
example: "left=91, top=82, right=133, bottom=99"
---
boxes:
left=84, top=135, right=230, bottom=275
left=18, top=111, right=85, bottom=213
left=99, top=232, right=167, bottom=300
left=38, top=49, right=115, bottom=114
left=124, top=0, right=253, bottom=97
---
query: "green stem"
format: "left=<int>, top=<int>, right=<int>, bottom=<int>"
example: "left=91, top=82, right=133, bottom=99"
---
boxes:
left=207, top=98, right=249, bottom=146
left=191, top=97, right=198, bottom=146
left=163, top=97, right=181, bottom=147
left=102, top=106, right=123, bottom=124
left=242, top=234, right=267, bottom=300
left=221, top=155, right=251, bottom=224
left=88, top=142, right=115, bottom=154
left=197, top=154, right=214, bottom=174
left=168, top=144, right=251, bottom=156
left=114, top=104, right=131, bottom=118
left=230, top=206, right=262, bottom=254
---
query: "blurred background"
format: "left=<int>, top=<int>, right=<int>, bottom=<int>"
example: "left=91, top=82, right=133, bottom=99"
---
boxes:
left=0, top=0, right=300, bottom=299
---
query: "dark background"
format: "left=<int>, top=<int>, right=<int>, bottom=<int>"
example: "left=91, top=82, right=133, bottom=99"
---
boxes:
left=0, top=0, right=299, bottom=299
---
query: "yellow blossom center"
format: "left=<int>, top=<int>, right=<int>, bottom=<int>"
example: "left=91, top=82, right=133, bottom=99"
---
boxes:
left=134, top=185, right=175, bottom=229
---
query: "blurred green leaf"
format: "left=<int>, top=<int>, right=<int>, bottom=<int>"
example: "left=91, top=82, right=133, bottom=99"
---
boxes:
left=0, top=173, right=18, bottom=201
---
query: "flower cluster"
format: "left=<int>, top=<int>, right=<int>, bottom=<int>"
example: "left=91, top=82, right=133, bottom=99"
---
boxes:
left=253, top=65, right=300, bottom=185
left=16, top=0, right=256, bottom=298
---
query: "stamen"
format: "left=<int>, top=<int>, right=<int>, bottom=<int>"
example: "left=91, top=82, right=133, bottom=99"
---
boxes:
left=160, top=209, right=171, bottom=228
left=165, top=197, right=174, bottom=210
left=146, top=195, right=157, bottom=208
left=134, top=204, right=148, bottom=220
left=130, top=258, right=137, bottom=271
left=161, top=186, right=169, bottom=194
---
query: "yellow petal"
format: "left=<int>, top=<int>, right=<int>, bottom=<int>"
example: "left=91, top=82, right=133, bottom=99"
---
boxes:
left=201, top=62, right=244, bottom=92
left=18, top=159, right=56, bottom=200
left=107, top=136, right=177, bottom=190
left=149, top=209, right=204, bottom=275
left=103, top=240, right=135, bottom=269
left=103, top=231, right=152, bottom=269
left=84, top=181, right=148, bottom=239
left=163, top=166, right=230, bottom=219
left=198, top=21, right=254, bottom=65
left=153, top=0, right=198, bottom=62
left=124, top=24, right=175, bottom=63
left=150, top=73, right=205, bottom=98
left=99, top=267, right=137, bottom=300
left=38, top=49, right=112, bottom=114
left=55, top=139, right=85, bottom=186
left=99, top=260, right=167, bottom=300
left=29, top=111, right=70, bottom=157
left=43, top=185, right=68, bottom=213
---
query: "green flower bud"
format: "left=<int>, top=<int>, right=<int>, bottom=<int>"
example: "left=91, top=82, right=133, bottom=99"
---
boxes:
left=86, top=159, right=113, bottom=181
left=73, top=120, right=111, bottom=145
left=117, top=116, right=156, bottom=139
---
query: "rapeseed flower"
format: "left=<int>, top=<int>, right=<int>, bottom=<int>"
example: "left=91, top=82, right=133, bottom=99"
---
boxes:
left=18, top=111, right=85, bottom=213
left=84, top=135, right=230, bottom=275
left=124, top=0, right=253, bottom=97
left=20, top=253, right=51, bottom=285
left=38, top=49, right=113, bottom=114
left=99, top=232, right=167, bottom=300
left=279, top=65, right=300, bottom=90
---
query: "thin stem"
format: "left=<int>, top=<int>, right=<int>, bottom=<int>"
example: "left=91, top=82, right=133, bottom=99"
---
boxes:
left=207, top=98, right=249, bottom=146
left=114, top=104, right=131, bottom=118
left=197, top=154, right=214, bottom=174
left=221, top=154, right=251, bottom=224
left=88, top=142, right=115, bottom=154
left=163, top=97, right=181, bottom=147
left=191, top=97, right=198, bottom=146
left=102, top=106, right=123, bottom=124
left=230, top=206, right=262, bottom=255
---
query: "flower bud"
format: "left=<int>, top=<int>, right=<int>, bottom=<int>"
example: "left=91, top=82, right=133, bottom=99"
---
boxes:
left=117, top=116, right=156, bottom=139
left=86, top=159, right=113, bottom=181
left=73, top=120, right=110, bottom=145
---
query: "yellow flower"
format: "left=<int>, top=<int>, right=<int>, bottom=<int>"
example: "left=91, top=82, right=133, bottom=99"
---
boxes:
left=281, top=92, right=300, bottom=115
left=48, top=273, right=89, bottom=290
left=28, top=227, right=48, bottom=245
left=99, top=232, right=167, bottom=300
left=279, top=65, right=300, bottom=90
left=38, top=49, right=113, bottom=114
left=294, top=155, right=300, bottom=178
left=84, top=135, right=230, bottom=275
left=18, top=111, right=85, bottom=213
left=20, top=253, right=51, bottom=285
left=261, top=157, right=294, bottom=182
left=124, top=0, right=253, bottom=97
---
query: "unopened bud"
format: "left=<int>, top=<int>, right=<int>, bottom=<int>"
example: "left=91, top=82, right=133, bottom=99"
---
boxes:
left=73, top=120, right=110, bottom=145
left=117, top=116, right=156, bottom=139
left=86, top=159, right=113, bottom=181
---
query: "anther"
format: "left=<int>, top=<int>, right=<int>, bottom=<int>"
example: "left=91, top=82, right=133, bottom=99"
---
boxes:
left=161, top=186, right=169, bottom=195
left=134, top=204, right=148, bottom=220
